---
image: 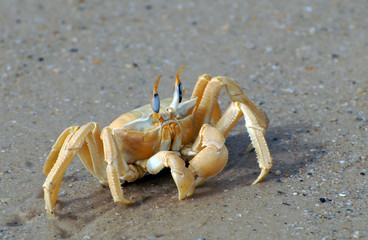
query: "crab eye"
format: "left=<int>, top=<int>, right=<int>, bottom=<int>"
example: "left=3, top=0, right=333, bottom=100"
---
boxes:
left=151, top=93, right=160, bottom=113
left=177, top=82, right=183, bottom=103
left=151, top=74, right=161, bottom=115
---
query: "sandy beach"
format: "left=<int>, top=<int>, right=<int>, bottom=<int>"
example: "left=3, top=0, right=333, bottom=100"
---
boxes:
left=1, top=1, right=367, bottom=239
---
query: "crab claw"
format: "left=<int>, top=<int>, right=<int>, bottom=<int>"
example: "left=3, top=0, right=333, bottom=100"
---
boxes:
left=146, top=151, right=195, bottom=200
left=171, top=166, right=195, bottom=200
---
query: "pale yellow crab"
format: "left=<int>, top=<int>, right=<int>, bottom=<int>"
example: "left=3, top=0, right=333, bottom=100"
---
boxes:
left=43, top=66, right=273, bottom=216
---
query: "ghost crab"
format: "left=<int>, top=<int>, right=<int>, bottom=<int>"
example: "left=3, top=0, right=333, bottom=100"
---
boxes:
left=43, top=66, right=273, bottom=216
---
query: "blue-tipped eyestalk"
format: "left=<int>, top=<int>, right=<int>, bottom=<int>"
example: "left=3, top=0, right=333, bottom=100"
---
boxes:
left=151, top=74, right=161, bottom=120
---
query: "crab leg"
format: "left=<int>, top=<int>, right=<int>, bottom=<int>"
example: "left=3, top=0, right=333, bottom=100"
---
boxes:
left=216, top=76, right=269, bottom=130
left=43, top=130, right=76, bottom=216
left=190, top=74, right=222, bottom=126
left=192, top=77, right=224, bottom=135
left=190, top=74, right=212, bottom=109
left=191, top=75, right=272, bottom=184
left=43, top=122, right=106, bottom=216
left=43, top=126, right=78, bottom=175
left=101, top=127, right=139, bottom=204
left=215, top=102, right=272, bottom=184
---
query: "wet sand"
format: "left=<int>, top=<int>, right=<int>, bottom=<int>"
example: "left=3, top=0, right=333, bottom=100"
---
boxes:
left=0, top=1, right=367, bottom=239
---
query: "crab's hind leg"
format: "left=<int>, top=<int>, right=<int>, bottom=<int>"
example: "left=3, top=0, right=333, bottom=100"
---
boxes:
left=43, top=122, right=106, bottom=216
left=210, top=77, right=272, bottom=184
left=192, top=75, right=272, bottom=184
left=43, top=126, right=79, bottom=175
left=215, top=101, right=273, bottom=184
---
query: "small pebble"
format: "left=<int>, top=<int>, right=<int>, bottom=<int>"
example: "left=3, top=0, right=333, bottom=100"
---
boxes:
left=125, top=63, right=139, bottom=69
left=221, top=24, right=230, bottom=31
left=304, top=6, right=313, bottom=12
left=353, top=231, right=360, bottom=238
left=331, top=53, right=339, bottom=58
left=356, top=88, right=367, bottom=94
left=245, top=40, right=255, bottom=49
left=0, top=198, right=11, bottom=204
left=309, top=27, right=316, bottom=35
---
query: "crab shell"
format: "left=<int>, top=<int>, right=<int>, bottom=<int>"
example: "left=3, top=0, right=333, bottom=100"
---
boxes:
left=109, top=98, right=197, bottom=163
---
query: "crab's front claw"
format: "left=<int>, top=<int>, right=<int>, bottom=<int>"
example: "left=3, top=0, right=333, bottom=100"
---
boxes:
left=185, top=124, right=229, bottom=186
left=188, top=145, right=228, bottom=187
left=146, top=151, right=195, bottom=200
left=171, top=167, right=195, bottom=200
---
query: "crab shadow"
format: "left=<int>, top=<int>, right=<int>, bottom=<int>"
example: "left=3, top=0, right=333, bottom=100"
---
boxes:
left=50, top=122, right=324, bottom=223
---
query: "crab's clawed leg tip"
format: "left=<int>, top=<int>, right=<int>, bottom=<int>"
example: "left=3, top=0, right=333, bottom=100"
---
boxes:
left=44, top=189, right=56, bottom=217
left=252, top=168, right=270, bottom=185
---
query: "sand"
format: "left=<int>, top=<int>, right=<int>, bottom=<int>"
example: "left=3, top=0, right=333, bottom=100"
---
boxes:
left=0, top=1, right=367, bottom=239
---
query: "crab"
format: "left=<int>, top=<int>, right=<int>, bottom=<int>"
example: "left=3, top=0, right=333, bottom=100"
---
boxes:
left=43, top=66, right=273, bottom=216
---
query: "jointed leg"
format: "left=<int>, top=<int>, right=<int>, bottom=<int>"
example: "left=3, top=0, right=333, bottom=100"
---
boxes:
left=190, top=74, right=222, bottom=128
left=191, top=75, right=272, bottom=184
left=43, top=122, right=107, bottom=216
left=101, top=127, right=139, bottom=204
left=238, top=103, right=272, bottom=184
left=190, top=74, right=212, bottom=109
left=43, top=123, right=141, bottom=216
left=215, top=102, right=273, bottom=184
left=192, top=77, right=225, bottom=136
left=43, top=126, right=79, bottom=175
left=193, top=75, right=268, bottom=132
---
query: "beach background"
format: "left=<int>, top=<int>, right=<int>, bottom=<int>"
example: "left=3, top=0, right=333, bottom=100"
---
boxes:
left=0, top=1, right=367, bottom=239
